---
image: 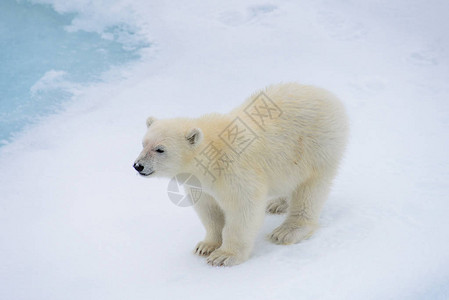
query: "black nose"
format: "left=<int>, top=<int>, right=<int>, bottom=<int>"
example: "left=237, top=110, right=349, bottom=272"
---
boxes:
left=133, top=163, right=144, bottom=172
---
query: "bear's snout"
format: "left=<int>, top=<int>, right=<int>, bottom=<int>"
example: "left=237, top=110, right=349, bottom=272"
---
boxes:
left=133, top=163, right=144, bottom=173
left=133, top=162, right=155, bottom=176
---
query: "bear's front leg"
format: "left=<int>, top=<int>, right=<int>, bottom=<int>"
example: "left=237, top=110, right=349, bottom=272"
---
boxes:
left=207, top=191, right=266, bottom=266
left=192, top=191, right=224, bottom=256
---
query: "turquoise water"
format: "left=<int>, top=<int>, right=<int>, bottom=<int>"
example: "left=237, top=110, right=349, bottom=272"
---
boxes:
left=0, top=0, right=144, bottom=143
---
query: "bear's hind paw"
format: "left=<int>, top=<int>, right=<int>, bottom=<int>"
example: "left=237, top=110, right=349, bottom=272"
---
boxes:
left=268, top=224, right=317, bottom=245
left=266, top=198, right=288, bottom=214
left=194, top=241, right=219, bottom=256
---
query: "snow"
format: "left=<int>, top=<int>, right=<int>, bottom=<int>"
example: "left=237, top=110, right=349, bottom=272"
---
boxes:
left=1, top=0, right=449, bottom=299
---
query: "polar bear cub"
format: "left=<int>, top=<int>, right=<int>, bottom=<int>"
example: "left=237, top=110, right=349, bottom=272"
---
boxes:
left=134, top=83, right=348, bottom=266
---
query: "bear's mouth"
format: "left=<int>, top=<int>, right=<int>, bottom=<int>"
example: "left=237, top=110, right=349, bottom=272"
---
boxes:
left=139, top=170, right=155, bottom=176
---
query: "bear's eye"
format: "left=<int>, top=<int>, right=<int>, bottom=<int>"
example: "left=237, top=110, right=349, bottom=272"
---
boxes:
left=155, top=147, right=165, bottom=154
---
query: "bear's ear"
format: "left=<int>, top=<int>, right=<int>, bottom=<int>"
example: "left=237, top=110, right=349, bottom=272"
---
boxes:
left=185, top=128, right=203, bottom=146
left=146, top=116, right=157, bottom=128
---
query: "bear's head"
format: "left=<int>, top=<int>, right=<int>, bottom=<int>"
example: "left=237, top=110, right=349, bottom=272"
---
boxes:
left=133, top=116, right=203, bottom=178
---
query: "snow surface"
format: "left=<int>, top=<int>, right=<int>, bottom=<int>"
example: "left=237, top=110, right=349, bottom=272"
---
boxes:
left=1, top=0, right=449, bottom=299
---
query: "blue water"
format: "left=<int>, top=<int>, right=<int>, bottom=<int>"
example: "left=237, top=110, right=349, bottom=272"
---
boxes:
left=0, top=0, right=145, bottom=143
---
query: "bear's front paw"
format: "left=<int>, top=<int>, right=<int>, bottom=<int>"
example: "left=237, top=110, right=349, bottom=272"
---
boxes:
left=206, top=249, right=245, bottom=267
left=268, top=224, right=317, bottom=245
left=194, top=241, right=220, bottom=256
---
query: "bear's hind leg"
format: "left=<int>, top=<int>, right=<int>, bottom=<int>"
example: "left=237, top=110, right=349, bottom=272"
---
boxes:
left=266, top=197, right=289, bottom=214
left=268, top=176, right=332, bottom=245
left=193, top=191, right=224, bottom=256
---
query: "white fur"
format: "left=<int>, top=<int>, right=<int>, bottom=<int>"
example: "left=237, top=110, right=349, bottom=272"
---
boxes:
left=135, top=83, right=349, bottom=266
